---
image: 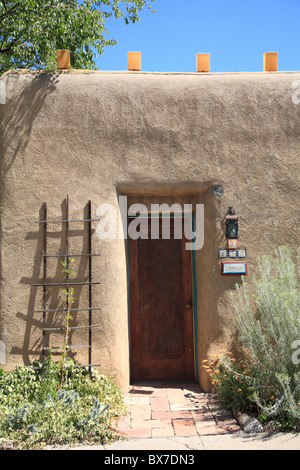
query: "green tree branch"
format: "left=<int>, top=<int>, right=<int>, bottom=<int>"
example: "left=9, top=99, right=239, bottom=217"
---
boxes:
left=0, top=0, right=155, bottom=74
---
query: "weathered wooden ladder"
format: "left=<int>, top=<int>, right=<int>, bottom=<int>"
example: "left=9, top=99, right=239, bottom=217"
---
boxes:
left=33, top=195, right=101, bottom=374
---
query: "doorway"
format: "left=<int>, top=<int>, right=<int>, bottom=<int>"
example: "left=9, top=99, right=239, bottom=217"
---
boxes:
left=128, top=216, right=195, bottom=381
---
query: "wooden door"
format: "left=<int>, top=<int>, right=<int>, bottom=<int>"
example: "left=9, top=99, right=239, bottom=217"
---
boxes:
left=129, top=217, right=195, bottom=381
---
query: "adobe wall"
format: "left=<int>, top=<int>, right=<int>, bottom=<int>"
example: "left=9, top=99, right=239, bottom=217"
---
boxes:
left=0, top=69, right=299, bottom=392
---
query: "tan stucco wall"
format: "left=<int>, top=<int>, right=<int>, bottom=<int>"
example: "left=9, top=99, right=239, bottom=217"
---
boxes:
left=0, top=69, right=299, bottom=392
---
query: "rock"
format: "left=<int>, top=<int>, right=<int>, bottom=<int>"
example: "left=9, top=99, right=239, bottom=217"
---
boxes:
left=0, top=440, right=15, bottom=450
left=242, top=416, right=263, bottom=433
left=233, top=410, right=263, bottom=433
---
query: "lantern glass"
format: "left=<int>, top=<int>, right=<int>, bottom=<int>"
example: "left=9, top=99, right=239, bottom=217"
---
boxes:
left=226, top=220, right=239, bottom=239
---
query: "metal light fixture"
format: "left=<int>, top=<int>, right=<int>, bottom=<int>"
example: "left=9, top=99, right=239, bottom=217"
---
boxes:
left=212, top=184, right=224, bottom=197
left=225, top=206, right=239, bottom=239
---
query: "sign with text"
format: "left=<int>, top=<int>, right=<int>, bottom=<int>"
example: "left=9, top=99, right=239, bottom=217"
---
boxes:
left=221, top=260, right=247, bottom=275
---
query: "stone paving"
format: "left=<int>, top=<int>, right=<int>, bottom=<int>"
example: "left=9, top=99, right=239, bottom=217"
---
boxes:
left=47, top=381, right=300, bottom=450
left=114, top=382, right=241, bottom=439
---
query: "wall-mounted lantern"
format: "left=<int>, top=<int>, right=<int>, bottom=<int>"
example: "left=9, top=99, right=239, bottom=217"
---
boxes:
left=219, top=206, right=247, bottom=275
left=212, top=184, right=224, bottom=197
left=225, top=206, right=239, bottom=239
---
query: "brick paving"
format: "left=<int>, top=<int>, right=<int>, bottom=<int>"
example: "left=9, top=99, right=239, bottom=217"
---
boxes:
left=114, top=382, right=240, bottom=439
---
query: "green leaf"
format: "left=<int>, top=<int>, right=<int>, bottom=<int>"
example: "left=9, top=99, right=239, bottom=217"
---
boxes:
left=0, top=0, right=155, bottom=74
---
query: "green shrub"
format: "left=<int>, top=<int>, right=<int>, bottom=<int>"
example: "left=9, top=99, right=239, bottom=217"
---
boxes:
left=202, top=353, right=257, bottom=412
left=204, top=247, right=300, bottom=430
left=0, top=357, right=126, bottom=449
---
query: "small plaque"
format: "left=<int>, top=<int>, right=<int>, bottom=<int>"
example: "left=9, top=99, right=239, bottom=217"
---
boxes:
left=227, top=239, right=237, bottom=249
left=218, top=249, right=228, bottom=258
left=228, top=249, right=237, bottom=258
left=237, top=248, right=246, bottom=258
left=221, top=261, right=247, bottom=275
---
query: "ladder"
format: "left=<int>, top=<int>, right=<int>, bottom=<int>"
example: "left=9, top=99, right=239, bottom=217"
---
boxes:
left=33, top=195, right=101, bottom=374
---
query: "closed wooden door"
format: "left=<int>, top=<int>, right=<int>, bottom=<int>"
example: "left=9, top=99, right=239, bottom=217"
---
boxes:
left=129, top=217, right=195, bottom=381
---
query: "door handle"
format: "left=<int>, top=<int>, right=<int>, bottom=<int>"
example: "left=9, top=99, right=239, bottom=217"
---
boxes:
left=186, top=301, right=193, bottom=308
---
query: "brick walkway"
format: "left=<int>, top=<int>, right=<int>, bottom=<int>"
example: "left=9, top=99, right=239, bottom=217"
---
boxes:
left=115, top=382, right=240, bottom=439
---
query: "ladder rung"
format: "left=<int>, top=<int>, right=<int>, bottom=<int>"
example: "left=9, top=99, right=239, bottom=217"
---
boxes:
left=33, top=307, right=102, bottom=313
left=43, top=345, right=91, bottom=350
left=31, top=364, right=102, bottom=370
left=43, top=324, right=101, bottom=331
left=35, top=218, right=101, bottom=223
left=74, top=364, right=101, bottom=368
left=37, top=253, right=101, bottom=258
left=33, top=282, right=100, bottom=286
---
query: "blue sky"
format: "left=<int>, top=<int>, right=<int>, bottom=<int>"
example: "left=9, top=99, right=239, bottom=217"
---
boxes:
left=96, top=0, right=300, bottom=72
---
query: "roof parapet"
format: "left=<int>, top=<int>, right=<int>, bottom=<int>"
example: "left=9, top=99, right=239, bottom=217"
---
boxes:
left=128, top=51, right=141, bottom=71
left=55, top=49, right=281, bottom=73
left=263, top=52, right=278, bottom=72
left=56, top=50, right=71, bottom=69
left=196, top=53, right=210, bottom=73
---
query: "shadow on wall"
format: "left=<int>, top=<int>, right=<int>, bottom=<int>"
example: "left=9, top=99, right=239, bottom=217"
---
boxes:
left=12, top=198, right=96, bottom=365
left=0, top=72, right=60, bottom=353
left=0, top=71, right=60, bottom=176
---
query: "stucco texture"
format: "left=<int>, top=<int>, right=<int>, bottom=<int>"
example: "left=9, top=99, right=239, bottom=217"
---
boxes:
left=0, top=69, right=299, bottom=392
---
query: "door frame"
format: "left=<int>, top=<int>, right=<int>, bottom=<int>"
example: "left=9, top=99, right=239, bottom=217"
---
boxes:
left=126, top=212, right=199, bottom=383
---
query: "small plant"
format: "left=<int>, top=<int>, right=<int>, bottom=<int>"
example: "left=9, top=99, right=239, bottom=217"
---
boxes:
left=203, top=247, right=300, bottom=431
left=232, top=246, right=300, bottom=427
left=202, top=352, right=257, bottom=412
left=0, top=358, right=126, bottom=449
left=60, top=257, right=75, bottom=387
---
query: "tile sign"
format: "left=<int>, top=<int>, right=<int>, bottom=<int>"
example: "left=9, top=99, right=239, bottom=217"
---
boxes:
left=221, top=261, right=247, bottom=276
left=219, top=234, right=247, bottom=275
left=218, top=248, right=246, bottom=258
